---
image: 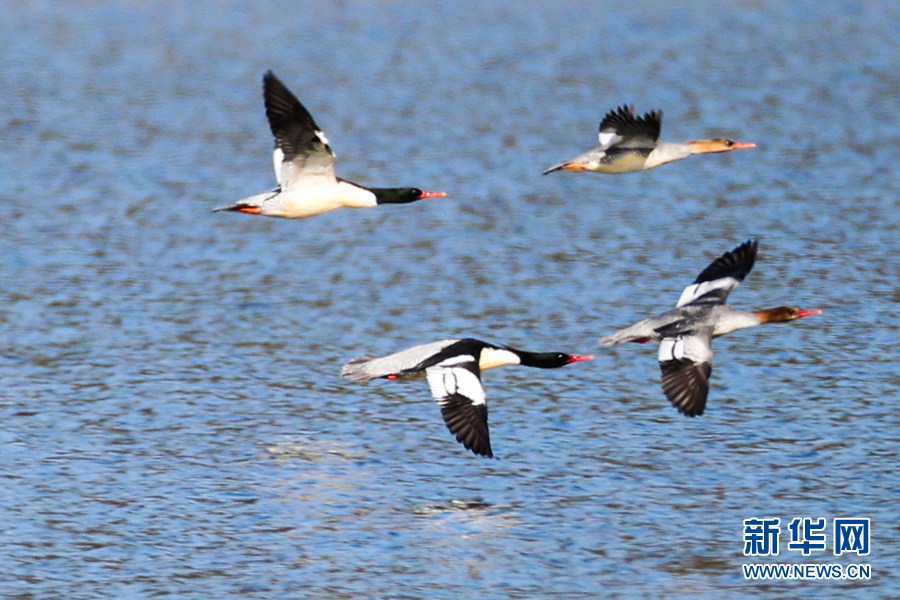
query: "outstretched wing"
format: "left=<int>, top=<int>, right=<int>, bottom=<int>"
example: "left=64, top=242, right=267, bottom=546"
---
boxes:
left=425, top=355, right=492, bottom=458
left=676, top=239, right=758, bottom=307
left=262, top=71, right=337, bottom=189
left=658, top=328, right=714, bottom=416
left=598, top=105, right=663, bottom=149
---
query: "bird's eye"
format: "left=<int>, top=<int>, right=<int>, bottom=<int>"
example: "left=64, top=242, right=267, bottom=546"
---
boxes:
left=411, top=188, right=422, bottom=196
left=725, top=139, right=734, bottom=147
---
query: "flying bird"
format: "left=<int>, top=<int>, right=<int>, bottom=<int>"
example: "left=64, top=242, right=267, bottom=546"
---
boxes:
left=600, top=240, right=820, bottom=416
left=544, top=105, right=755, bottom=175
left=341, top=338, right=593, bottom=457
left=214, top=71, right=446, bottom=218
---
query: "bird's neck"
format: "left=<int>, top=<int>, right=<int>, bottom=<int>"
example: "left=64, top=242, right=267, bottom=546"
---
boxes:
left=753, top=306, right=801, bottom=324
left=712, top=307, right=763, bottom=337
left=369, top=187, right=416, bottom=205
left=478, top=347, right=523, bottom=371
left=508, top=350, right=562, bottom=369
left=646, top=141, right=694, bottom=168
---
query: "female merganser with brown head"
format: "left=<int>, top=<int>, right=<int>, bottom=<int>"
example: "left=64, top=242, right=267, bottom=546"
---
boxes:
left=543, top=105, right=756, bottom=175
left=600, top=240, right=821, bottom=416
left=214, top=71, right=446, bottom=219
left=341, top=338, right=593, bottom=457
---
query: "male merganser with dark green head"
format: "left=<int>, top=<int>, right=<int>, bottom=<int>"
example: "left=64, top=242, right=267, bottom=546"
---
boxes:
left=341, top=338, right=593, bottom=457
left=214, top=71, right=446, bottom=219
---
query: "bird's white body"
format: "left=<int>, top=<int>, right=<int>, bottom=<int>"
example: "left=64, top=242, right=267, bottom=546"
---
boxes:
left=236, top=181, right=378, bottom=219
left=214, top=71, right=443, bottom=219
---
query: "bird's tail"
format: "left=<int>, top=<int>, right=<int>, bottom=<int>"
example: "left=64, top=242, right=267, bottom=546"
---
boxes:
left=339, top=356, right=379, bottom=382
left=542, top=162, right=569, bottom=175
left=211, top=202, right=262, bottom=214
left=599, top=326, right=653, bottom=346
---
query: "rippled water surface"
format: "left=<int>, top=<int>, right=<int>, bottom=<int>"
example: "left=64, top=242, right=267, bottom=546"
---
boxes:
left=1, top=1, right=899, bottom=598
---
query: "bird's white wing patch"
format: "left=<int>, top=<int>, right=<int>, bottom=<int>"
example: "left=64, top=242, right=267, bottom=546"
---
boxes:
left=433, top=355, right=474, bottom=368
left=658, top=333, right=713, bottom=365
left=658, top=338, right=674, bottom=361
left=278, top=155, right=336, bottom=190
left=426, top=356, right=486, bottom=407
left=676, top=277, right=741, bottom=307
left=598, top=131, right=623, bottom=149
left=272, top=148, right=285, bottom=187
left=272, top=129, right=338, bottom=191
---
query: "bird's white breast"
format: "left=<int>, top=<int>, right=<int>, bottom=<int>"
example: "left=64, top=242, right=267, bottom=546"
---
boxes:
left=644, top=143, right=694, bottom=169
left=478, top=347, right=521, bottom=371
left=601, top=152, right=651, bottom=173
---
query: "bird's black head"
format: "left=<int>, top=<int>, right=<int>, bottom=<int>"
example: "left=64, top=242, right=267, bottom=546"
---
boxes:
left=517, top=351, right=594, bottom=369
left=371, top=187, right=447, bottom=205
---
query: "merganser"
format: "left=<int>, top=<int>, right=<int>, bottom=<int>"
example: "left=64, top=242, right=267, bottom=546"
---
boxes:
left=599, top=240, right=821, bottom=416
left=340, top=338, right=593, bottom=457
left=213, top=71, right=446, bottom=218
left=543, top=105, right=756, bottom=175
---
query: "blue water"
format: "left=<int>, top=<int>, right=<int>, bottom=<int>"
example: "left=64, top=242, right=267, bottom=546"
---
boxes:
left=1, top=1, right=898, bottom=598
